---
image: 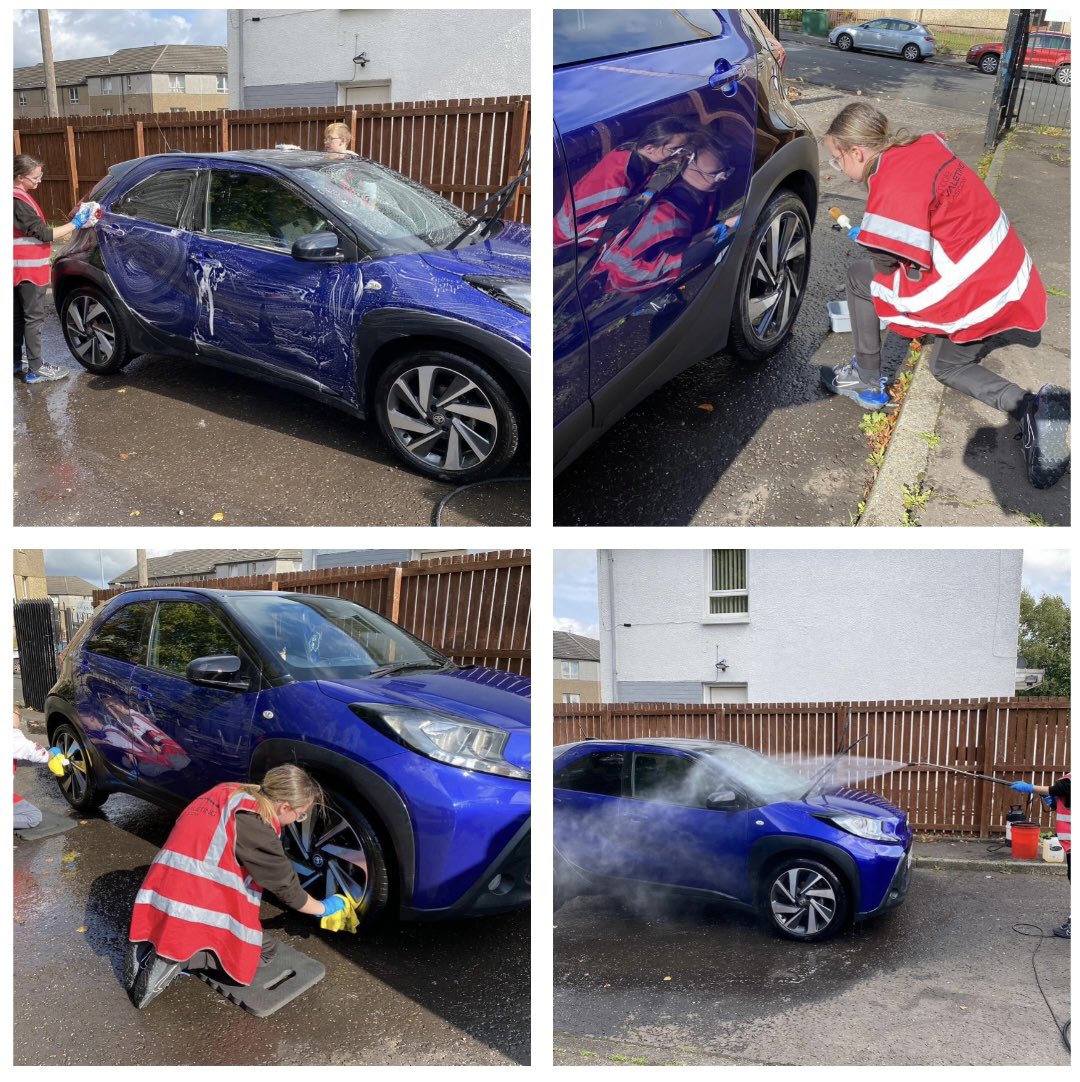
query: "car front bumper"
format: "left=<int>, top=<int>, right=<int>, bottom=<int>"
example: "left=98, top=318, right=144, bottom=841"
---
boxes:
left=856, top=841, right=913, bottom=919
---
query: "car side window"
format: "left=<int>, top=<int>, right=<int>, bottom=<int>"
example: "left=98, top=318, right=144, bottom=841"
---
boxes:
left=632, top=752, right=713, bottom=808
left=555, top=751, right=624, bottom=796
left=111, top=170, right=195, bottom=227
left=866, top=19, right=890, bottom=30
left=554, top=9, right=726, bottom=66
left=205, top=171, right=328, bottom=251
left=147, top=601, right=242, bottom=678
left=84, top=602, right=152, bottom=664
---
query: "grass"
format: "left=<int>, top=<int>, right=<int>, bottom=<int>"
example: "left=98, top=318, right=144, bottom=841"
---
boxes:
left=918, top=431, right=941, bottom=448
left=901, top=478, right=934, bottom=526
left=1046, top=285, right=1068, bottom=297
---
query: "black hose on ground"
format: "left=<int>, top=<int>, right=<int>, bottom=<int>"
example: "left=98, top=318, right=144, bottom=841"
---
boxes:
left=1012, top=923, right=1070, bottom=1053
left=432, top=476, right=530, bottom=527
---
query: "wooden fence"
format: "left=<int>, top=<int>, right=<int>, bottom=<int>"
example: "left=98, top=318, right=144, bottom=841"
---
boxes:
left=92, top=550, right=531, bottom=676
left=14, top=96, right=531, bottom=226
left=553, top=698, right=1070, bottom=837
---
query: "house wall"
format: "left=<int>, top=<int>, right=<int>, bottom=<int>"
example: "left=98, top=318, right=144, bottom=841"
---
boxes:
left=554, top=657, right=601, bottom=703
left=598, top=550, right=1022, bottom=703
left=229, top=8, right=530, bottom=108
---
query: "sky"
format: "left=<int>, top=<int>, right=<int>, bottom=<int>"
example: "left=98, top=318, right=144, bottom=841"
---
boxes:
left=554, top=549, right=1072, bottom=640
left=14, top=9, right=227, bottom=68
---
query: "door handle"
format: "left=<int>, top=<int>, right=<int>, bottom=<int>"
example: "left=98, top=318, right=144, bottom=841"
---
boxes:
left=709, top=58, right=742, bottom=97
left=98, top=222, right=126, bottom=237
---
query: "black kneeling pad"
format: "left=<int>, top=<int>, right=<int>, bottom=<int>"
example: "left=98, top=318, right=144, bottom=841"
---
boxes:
left=195, top=940, right=325, bottom=1017
left=15, top=807, right=77, bottom=840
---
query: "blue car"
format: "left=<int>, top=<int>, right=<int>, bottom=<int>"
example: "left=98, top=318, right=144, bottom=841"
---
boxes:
left=46, top=588, right=531, bottom=924
left=52, top=150, right=531, bottom=481
left=554, top=738, right=912, bottom=941
left=554, top=9, right=817, bottom=474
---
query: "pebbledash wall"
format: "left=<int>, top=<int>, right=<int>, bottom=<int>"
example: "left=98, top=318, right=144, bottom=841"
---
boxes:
left=228, top=8, right=530, bottom=108
left=598, top=550, right=1023, bottom=704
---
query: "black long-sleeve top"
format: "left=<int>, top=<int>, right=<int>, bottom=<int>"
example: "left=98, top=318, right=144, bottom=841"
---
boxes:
left=14, top=197, right=55, bottom=242
left=234, top=811, right=309, bottom=910
left=1048, top=776, right=1071, bottom=808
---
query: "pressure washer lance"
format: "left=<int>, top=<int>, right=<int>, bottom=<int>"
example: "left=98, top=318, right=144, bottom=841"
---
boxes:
left=906, top=761, right=1016, bottom=786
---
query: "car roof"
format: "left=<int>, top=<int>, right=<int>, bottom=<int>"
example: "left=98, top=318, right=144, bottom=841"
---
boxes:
left=109, top=587, right=337, bottom=602
left=565, top=737, right=741, bottom=754
left=116, top=149, right=365, bottom=172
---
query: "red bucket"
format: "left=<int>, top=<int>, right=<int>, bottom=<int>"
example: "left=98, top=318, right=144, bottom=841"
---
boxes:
left=1010, top=821, right=1041, bottom=860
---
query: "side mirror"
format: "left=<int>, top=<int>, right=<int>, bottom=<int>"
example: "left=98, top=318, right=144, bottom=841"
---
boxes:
left=292, top=230, right=344, bottom=262
left=187, top=654, right=250, bottom=691
left=706, top=789, right=741, bottom=811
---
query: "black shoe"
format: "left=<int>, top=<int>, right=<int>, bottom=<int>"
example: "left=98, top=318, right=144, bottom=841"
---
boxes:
left=128, top=943, right=182, bottom=1008
left=1020, top=385, right=1070, bottom=489
left=1053, top=917, right=1070, bottom=939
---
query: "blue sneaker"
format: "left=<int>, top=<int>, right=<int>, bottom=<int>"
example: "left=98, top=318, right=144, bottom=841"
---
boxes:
left=24, top=366, right=67, bottom=384
left=820, top=358, right=890, bottom=409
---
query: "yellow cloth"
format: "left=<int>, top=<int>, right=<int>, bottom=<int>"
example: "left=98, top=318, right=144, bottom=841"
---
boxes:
left=319, top=893, right=361, bottom=934
left=47, top=753, right=68, bottom=777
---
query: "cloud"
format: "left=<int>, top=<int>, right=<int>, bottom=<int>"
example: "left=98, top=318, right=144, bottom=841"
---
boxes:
left=1022, top=549, right=1070, bottom=603
left=44, top=549, right=138, bottom=589
left=554, top=615, right=599, bottom=639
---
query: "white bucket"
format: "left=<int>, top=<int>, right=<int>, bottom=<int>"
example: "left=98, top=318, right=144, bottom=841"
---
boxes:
left=1042, top=835, right=1065, bottom=863
left=827, top=300, right=889, bottom=333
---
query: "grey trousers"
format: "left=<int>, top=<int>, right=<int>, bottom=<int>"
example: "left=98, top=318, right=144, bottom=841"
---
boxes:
left=14, top=281, right=48, bottom=374
left=14, top=798, right=43, bottom=829
left=846, top=258, right=1028, bottom=418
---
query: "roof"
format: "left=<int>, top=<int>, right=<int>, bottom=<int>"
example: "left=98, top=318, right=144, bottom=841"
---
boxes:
left=554, top=631, right=600, bottom=661
left=47, top=575, right=98, bottom=597
left=111, top=549, right=301, bottom=585
left=129, top=150, right=359, bottom=169
left=14, top=44, right=227, bottom=90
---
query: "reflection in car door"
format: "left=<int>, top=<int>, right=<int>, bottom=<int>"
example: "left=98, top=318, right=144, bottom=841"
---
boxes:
left=554, top=10, right=758, bottom=401
left=98, top=167, right=200, bottom=340
left=190, top=165, right=362, bottom=392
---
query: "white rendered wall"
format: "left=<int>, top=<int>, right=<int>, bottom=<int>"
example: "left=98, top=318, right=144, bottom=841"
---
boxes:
left=598, top=550, right=1022, bottom=703
left=228, top=9, right=530, bottom=106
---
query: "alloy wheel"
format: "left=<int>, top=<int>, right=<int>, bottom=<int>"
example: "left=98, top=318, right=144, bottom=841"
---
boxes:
left=980, top=54, right=999, bottom=74
left=1055, top=65, right=1069, bottom=86
left=283, top=801, right=371, bottom=911
left=745, top=210, right=808, bottom=347
left=902, top=44, right=920, bottom=62
left=770, top=866, right=838, bottom=937
left=65, top=294, right=116, bottom=367
left=384, top=363, right=499, bottom=472
left=55, top=728, right=90, bottom=806
left=836, top=34, right=853, bottom=51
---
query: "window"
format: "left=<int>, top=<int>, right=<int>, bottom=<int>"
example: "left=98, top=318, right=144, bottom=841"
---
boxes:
left=554, top=9, right=726, bottom=66
left=562, top=693, right=581, bottom=704
left=631, top=752, right=715, bottom=807
left=707, top=549, right=748, bottom=616
left=68, top=87, right=79, bottom=105
left=147, top=602, right=241, bottom=678
left=112, top=170, right=196, bottom=228
left=85, top=603, right=153, bottom=665
left=169, top=73, right=186, bottom=93
left=18, top=91, right=27, bottom=106
left=102, top=76, right=112, bottom=93
left=206, top=170, right=327, bottom=251
left=217, top=74, right=228, bottom=92
left=554, top=751, right=624, bottom=796
left=102, top=109, right=113, bottom=116
left=561, top=659, right=580, bottom=679
left=170, top=108, right=188, bottom=114
left=126, top=75, right=133, bottom=90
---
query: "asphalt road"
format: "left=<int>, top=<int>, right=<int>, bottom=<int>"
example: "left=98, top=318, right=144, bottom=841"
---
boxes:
left=14, top=306, right=529, bottom=527
left=14, top=761, right=530, bottom=1065
left=554, top=867, right=1070, bottom=1066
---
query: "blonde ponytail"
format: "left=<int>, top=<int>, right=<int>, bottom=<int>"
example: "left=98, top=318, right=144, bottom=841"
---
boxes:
left=235, top=764, right=324, bottom=826
left=826, top=102, right=920, bottom=181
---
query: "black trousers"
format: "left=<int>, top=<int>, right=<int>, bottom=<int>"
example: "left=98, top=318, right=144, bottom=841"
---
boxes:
left=14, top=281, right=48, bottom=373
left=845, top=258, right=1029, bottom=418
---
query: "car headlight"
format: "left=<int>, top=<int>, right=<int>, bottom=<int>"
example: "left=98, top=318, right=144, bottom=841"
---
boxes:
left=350, top=703, right=529, bottom=779
left=465, top=275, right=530, bottom=314
left=817, top=813, right=902, bottom=844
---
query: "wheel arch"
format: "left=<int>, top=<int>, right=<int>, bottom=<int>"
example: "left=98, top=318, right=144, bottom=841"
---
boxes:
left=749, top=835, right=862, bottom=913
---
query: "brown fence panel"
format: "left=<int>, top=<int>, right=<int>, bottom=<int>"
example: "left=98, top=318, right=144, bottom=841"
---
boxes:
left=92, top=550, right=530, bottom=675
left=16, top=97, right=531, bottom=225
left=552, top=697, right=1069, bottom=836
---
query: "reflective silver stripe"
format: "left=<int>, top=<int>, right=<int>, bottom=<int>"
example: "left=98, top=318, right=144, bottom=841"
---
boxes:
left=861, top=212, right=932, bottom=255
left=152, top=848, right=262, bottom=905
left=13, top=257, right=51, bottom=267
left=205, top=789, right=256, bottom=864
left=574, top=185, right=629, bottom=214
left=14, top=236, right=48, bottom=246
left=873, top=253, right=1033, bottom=334
left=134, top=888, right=263, bottom=945
left=872, top=211, right=1013, bottom=314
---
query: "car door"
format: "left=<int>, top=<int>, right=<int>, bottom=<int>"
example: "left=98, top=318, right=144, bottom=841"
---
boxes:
left=624, top=750, right=749, bottom=898
left=74, top=601, right=154, bottom=783
left=128, top=598, right=260, bottom=801
left=189, top=164, right=360, bottom=392
left=554, top=8, right=757, bottom=401
left=858, top=19, right=891, bottom=53
left=96, top=166, right=200, bottom=340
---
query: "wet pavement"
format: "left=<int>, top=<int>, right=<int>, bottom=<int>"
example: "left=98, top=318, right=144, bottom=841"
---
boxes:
left=14, top=312, right=529, bottom=527
left=14, top=761, right=529, bottom=1065
left=554, top=868, right=1070, bottom=1065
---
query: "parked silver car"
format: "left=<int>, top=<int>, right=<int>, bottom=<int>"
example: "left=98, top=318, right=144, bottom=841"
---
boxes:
left=829, top=18, right=936, bottom=62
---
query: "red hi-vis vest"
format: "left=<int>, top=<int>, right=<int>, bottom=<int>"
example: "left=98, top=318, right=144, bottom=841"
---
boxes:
left=859, top=133, right=1047, bottom=343
left=129, top=784, right=279, bottom=985
left=13, top=187, right=52, bottom=287
left=555, top=148, right=647, bottom=248
left=1056, top=773, right=1071, bottom=853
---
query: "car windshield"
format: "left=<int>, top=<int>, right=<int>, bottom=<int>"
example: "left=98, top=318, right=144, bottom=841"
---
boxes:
left=700, top=745, right=809, bottom=804
left=228, top=593, right=448, bottom=681
left=297, top=159, right=476, bottom=250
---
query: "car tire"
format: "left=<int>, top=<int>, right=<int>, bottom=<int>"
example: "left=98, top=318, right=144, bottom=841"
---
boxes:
left=902, top=44, right=922, bottom=62
left=980, top=53, right=1000, bottom=75
left=835, top=34, right=854, bottom=52
left=52, top=721, right=109, bottom=812
left=728, top=189, right=812, bottom=362
left=762, top=857, right=850, bottom=942
left=280, top=787, right=392, bottom=925
left=59, top=286, right=132, bottom=374
left=374, top=349, right=520, bottom=482
left=1054, top=64, right=1069, bottom=86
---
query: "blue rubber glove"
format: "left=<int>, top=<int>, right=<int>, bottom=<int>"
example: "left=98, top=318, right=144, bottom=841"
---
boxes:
left=321, top=895, right=346, bottom=917
left=1010, top=781, right=1036, bottom=794
left=71, top=205, right=94, bottom=229
left=707, top=221, right=730, bottom=244
left=1043, top=795, right=1055, bottom=809
left=47, top=747, right=69, bottom=777
left=847, top=226, right=862, bottom=241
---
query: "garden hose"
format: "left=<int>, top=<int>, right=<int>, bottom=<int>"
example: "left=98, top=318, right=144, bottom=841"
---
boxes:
left=1012, top=924, right=1070, bottom=1053
left=432, top=476, right=530, bottom=527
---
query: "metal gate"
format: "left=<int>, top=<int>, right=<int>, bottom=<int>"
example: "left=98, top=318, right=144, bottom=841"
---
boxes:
left=14, top=600, right=60, bottom=712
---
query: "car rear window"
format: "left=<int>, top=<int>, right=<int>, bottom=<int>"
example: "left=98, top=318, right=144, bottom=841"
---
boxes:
left=147, top=601, right=243, bottom=678
left=85, top=602, right=152, bottom=665
left=554, top=9, right=727, bottom=66
left=555, top=750, right=624, bottom=795
left=111, top=170, right=195, bottom=228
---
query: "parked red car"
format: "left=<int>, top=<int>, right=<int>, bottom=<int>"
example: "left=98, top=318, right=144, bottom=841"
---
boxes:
left=966, top=31, right=1070, bottom=86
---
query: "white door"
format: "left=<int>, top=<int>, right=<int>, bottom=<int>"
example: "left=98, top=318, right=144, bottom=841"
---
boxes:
left=706, top=684, right=748, bottom=704
left=344, top=83, right=391, bottom=105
